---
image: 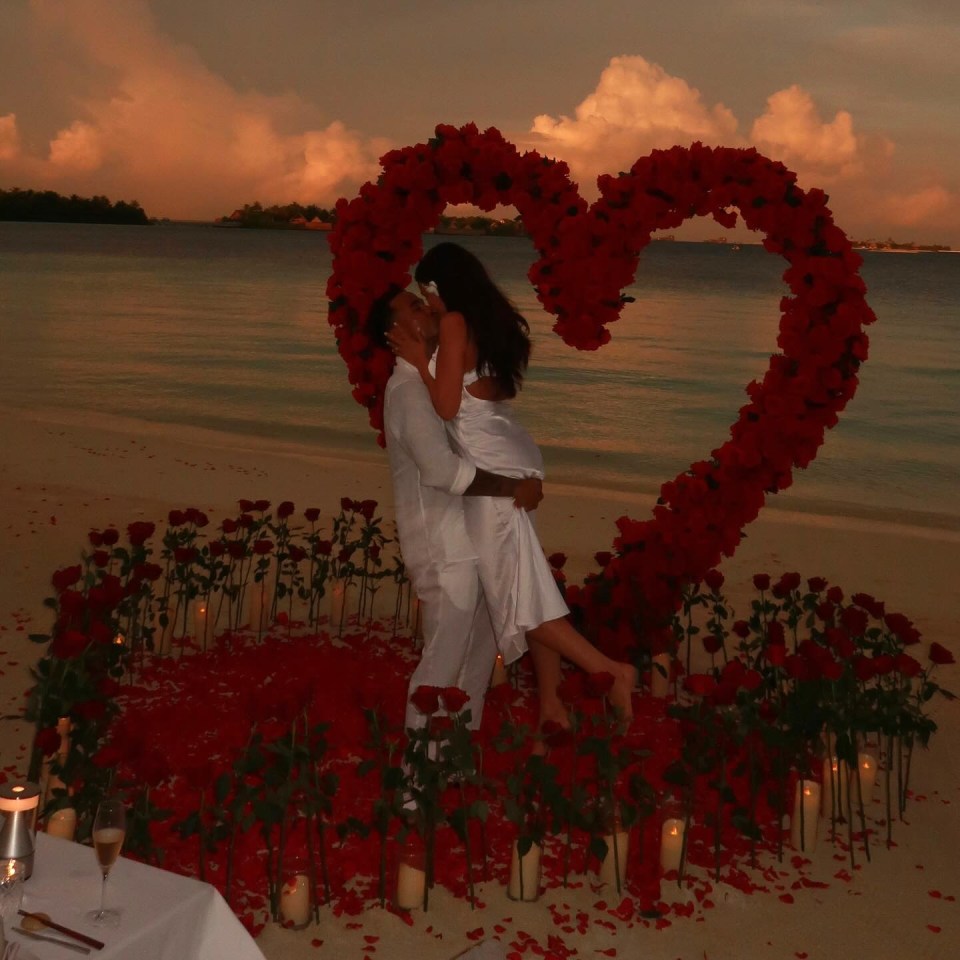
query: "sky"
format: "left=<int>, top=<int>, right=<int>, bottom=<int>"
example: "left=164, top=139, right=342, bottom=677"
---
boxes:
left=1, top=0, right=958, bottom=243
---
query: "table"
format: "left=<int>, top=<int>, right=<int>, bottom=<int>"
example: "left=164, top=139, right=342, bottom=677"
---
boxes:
left=8, top=833, right=265, bottom=959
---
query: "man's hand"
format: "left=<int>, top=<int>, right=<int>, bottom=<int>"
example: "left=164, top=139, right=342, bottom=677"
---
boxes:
left=464, top=469, right=543, bottom=511
left=512, top=477, right=543, bottom=512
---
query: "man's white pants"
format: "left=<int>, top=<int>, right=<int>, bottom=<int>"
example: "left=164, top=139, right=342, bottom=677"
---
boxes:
left=405, top=559, right=496, bottom=733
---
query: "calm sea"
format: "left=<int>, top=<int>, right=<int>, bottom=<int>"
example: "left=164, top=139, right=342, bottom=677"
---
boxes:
left=1, top=222, right=957, bottom=529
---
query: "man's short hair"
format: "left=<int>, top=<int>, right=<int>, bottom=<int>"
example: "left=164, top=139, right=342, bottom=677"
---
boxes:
left=367, top=284, right=404, bottom=348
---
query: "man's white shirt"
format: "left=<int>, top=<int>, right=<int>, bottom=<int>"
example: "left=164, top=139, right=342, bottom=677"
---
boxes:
left=383, top=358, right=478, bottom=582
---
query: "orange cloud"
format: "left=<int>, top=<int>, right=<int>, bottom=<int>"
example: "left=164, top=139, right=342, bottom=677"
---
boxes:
left=530, top=56, right=738, bottom=186
left=0, top=0, right=387, bottom=217
left=526, top=56, right=954, bottom=240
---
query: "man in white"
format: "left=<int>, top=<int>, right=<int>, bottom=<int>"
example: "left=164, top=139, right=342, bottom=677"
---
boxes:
left=369, top=286, right=542, bottom=732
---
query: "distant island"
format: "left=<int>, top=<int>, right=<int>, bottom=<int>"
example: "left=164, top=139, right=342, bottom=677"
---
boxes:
left=217, top=202, right=335, bottom=230
left=0, top=187, right=150, bottom=225
left=217, top=204, right=530, bottom=237
left=850, top=237, right=951, bottom=253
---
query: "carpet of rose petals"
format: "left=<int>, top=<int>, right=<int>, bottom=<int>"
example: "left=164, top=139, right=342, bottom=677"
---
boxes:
left=86, top=617, right=846, bottom=939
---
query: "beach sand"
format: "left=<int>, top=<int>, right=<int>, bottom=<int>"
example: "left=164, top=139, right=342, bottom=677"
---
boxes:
left=1, top=405, right=957, bottom=959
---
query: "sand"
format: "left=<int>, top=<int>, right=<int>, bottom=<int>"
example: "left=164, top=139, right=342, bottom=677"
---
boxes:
left=1, top=404, right=957, bottom=959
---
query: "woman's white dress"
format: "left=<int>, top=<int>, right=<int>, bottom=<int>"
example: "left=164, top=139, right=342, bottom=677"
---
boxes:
left=446, top=370, right=569, bottom=665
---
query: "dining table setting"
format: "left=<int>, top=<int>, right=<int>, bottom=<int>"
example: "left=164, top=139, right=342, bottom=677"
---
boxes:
left=1, top=832, right=266, bottom=960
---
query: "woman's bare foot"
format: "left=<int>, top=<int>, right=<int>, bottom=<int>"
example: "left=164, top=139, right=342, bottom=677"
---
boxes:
left=609, top=663, right=638, bottom=721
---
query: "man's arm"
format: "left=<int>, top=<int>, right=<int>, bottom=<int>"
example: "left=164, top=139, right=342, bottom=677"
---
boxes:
left=389, top=376, right=542, bottom=511
left=465, top=470, right=543, bottom=512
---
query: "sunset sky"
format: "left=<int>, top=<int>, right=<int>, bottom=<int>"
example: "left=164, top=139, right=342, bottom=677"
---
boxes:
left=1, top=0, right=958, bottom=243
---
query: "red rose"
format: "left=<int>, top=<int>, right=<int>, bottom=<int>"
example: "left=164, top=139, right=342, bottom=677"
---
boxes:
left=304, top=507, right=322, bottom=523
left=704, top=568, right=724, bottom=592
left=753, top=573, right=771, bottom=591
left=441, top=687, right=470, bottom=713
left=684, top=674, right=717, bottom=698
left=288, top=545, right=307, bottom=563
left=168, top=509, right=187, bottom=527
left=929, top=642, right=955, bottom=666
left=815, top=601, right=835, bottom=622
left=894, top=654, right=922, bottom=678
left=826, top=586, right=844, bottom=604
left=238, top=499, right=255, bottom=512
left=35, top=726, right=61, bottom=756
left=127, top=521, right=155, bottom=546
left=337, top=547, right=353, bottom=563
left=101, top=528, right=119, bottom=546
left=884, top=612, right=921, bottom=646
left=52, top=565, right=82, bottom=593
left=820, top=655, right=844, bottom=681
left=852, top=592, right=885, bottom=618
left=173, top=546, right=198, bottom=565
left=765, top=643, right=787, bottom=667
left=208, top=541, right=226, bottom=558
left=584, top=671, right=615, bottom=697
left=853, top=656, right=875, bottom=682
left=186, top=509, right=209, bottom=528
left=253, top=539, right=274, bottom=555
left=541, top=721, right=573, bottom=750
left=702, top=634, right=724, bottom=654
left=253, top=500, right=271, bottom=512
left=807, top=577, right=828, bottom=593
left=784, top=654, right=812, bottom=681
left=340, top=497, right=354, bottom=512
left=277, top=501, right=295, bottom=519
left=227, top=541, right=246, bottom=559
left=557, top=673, right=585, bottom=704
left=594, top=551, right=613, bottom=567
left=88, top=529, right=104, bottom=547
left=410, top=685, right=442, bottom=716
left=740, top=669, right=763, bottom=692
left=368, top=545, right=381, bottom=560
left=222, top=518, right=238, bottom=534
left=133, top=562, right=163, bottom=581
left=547, top=552, right=567, bottom=570
left=872, top=654, right=894, bottom=676
left=238, top=513, right=254, bottom=528
left=767, top=620, right=785, bottom=645
left=92, top=744, right=125, bottom=769
left=732, top=620, right=750, bottom=639
left=50, top=628, right=91, bottom=659
left=840, top=607, right=869, bottom=636
left=359, top=499, right=378, bottom=520
left=314, top=539, right=333, bottom=556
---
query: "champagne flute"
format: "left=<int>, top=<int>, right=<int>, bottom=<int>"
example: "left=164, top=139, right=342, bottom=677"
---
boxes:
left=87, top=799, right=126, bottom=926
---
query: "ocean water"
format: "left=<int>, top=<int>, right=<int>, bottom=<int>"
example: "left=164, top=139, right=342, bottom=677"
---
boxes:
left=1, top=221, right=957, bottom=529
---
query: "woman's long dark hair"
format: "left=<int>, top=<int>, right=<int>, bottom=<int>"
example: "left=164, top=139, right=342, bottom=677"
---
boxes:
left=414, top=242, right=530, bottom=398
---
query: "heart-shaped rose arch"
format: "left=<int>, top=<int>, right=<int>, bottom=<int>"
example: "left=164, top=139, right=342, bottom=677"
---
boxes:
left=325, top=123, right=875, bottom=651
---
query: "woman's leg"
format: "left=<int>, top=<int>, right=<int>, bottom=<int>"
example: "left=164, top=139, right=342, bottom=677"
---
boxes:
left=527, top=617, right=637, bottom=719
left=527, top=639, right=566, bottom=727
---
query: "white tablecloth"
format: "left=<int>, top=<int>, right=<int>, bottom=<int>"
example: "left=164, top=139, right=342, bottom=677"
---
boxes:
left=9, top=833, right=265, bottom=960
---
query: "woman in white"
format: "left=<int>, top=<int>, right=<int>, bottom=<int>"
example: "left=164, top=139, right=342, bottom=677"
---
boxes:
left=390, top=242, right=636, bottom=727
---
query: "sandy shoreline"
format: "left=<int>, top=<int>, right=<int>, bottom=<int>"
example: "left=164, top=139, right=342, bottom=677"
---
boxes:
left=1, top=406, right=958, bottom=958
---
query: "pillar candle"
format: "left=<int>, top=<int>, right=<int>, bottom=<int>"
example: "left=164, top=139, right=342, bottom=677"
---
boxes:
left=650, top=653, right=672, bottom=698
left=490, top=654, right=508, bottom=688
left=856, top=752, right=878, bottom=796
left=396, top=860, right=425, bottom=910
left=599, top=829, right=630, bottom=889
left=660, top=818, right=685, bottom=873
left=193, top=601, right=211, bottom=644
left=46, top=807, right=77, bottom=841
left=508, top=841, right=541, bottom=901
left=279, top=872, right=311, bottom=928
left=790, top=780, right=821, bottom=852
